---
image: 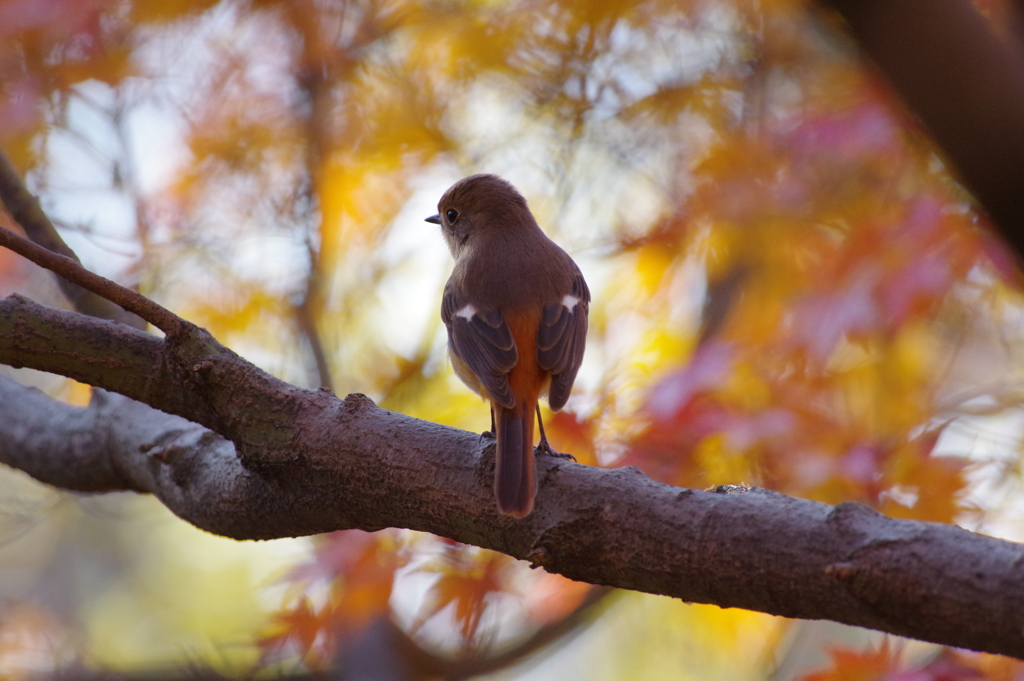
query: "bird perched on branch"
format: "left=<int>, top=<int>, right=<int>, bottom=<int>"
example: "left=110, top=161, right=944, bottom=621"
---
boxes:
left=427, top=174, right=590, bottom=518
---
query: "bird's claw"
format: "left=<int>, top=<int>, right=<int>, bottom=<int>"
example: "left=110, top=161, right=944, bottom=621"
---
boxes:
left=535, top=438, right=576, bottom=462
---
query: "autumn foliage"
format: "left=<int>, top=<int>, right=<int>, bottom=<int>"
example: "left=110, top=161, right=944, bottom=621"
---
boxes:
left=2, top=0, right=1024, bottom=678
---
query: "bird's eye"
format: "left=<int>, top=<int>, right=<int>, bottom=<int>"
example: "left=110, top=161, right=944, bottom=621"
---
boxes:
left=446, top=209, right=459, bottom=224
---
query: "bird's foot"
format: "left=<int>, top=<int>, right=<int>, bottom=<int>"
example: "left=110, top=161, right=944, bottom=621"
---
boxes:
left=535, top=436, right=576, bottom=462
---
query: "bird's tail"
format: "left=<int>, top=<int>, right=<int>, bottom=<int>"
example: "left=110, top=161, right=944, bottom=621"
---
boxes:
left=494, top=402, right=536, bottom=517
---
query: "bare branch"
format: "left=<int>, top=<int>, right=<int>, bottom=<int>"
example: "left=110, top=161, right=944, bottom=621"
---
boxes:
left=0, top=294, right=294, bottom=460
left=0, top=151, right=145, bottom=327
left=0, top=225, right=185, bottom=337
left=1, top=300, right=1024, bottom=658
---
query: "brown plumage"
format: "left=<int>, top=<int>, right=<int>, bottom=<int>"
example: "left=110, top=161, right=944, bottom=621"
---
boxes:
left=426, top=174, right=590, bottom=517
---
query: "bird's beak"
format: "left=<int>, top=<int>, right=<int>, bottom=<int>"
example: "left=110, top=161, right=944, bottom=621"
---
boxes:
left=425, top=214, right=441, bottom=224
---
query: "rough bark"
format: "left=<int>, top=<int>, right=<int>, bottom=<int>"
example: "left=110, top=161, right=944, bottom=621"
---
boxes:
left=1, top=297, right=1024, bottom=659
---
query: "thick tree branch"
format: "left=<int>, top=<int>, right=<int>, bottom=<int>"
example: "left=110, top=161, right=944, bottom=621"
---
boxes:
left=0, top=372, right=616, bottom=678
left=1, top=299, right=1024, bottom=658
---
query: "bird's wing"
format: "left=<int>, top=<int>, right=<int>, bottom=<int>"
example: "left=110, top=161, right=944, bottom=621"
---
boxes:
left=443, top=280, right=518, bottom=409
left=537, top=266, right=590, bottom=411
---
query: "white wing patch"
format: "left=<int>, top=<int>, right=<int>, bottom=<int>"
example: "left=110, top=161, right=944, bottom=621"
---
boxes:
left=561, top=295, right=580, bottom=311
left=455, top=303, right=477, bottom=321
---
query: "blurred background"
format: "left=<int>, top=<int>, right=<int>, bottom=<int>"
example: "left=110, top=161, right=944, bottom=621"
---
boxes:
left=2, top=0, right=1024, bottom=678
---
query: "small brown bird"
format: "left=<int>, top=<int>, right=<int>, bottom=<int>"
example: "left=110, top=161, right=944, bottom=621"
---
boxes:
left=427, top=174, right=590, bottom=518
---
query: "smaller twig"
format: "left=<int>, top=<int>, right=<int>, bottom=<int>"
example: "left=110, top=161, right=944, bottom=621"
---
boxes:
left=0, top=148, right=146, bottom=327
left=296, top=294, right=334, bottom=390
left=0, top=224, right=186, bottom=337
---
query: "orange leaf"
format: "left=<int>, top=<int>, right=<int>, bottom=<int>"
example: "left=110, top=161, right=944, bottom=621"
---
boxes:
left=414, top=544, right=511, bottom=644
left=801, top=639, right=900, bottom=681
